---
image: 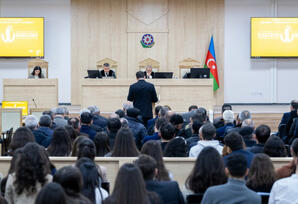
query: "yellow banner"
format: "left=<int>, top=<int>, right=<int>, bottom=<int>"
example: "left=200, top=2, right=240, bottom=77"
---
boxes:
left=2, top=101, right=28, bottom=116
left=0, top=18, right=44, bottom=57
left=251, top=18, right=298, bottom=57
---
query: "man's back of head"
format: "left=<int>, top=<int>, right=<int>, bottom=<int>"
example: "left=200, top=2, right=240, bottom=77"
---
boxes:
left=107, top=118, right=121, bottom=133
left=224, top=132, right=244, bottom=151
left=134, top=154, right=157, bottom=181
left=25, top=115, right=38, bottom=130
left=55, top=107, right=66, bottom=116
left=255, top=125, right=271, bottom=144
left=80, top=112, right=93, bottom=125
left=188, top=105, right=198, bottom=112
left=160, top=122, right=175, bottom=141
left=239, top=110, right=251, bottom=122
left=192, top=120, right=203, bottom=135
left=126, top=108, right=141, bottom=118
left=201, top=123, right=216, bottom=140
left=39, top=115, right=52, bottom=127
left=226, top=154, right=247, bottom=178
left=170, top=114, right=184, bottom=126
left=223, top=110, right=234, bottom=124
left=222, top=103, right=232, bottom=114
left=136, top=71, right=145, bottom=79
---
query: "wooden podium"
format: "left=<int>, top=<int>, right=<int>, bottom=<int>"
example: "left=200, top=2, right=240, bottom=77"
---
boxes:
left=2, top=79, right=58, bottom=110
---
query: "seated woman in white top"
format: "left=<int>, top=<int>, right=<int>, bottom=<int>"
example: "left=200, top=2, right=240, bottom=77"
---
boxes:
left=28, top=66, right=45, bottom=79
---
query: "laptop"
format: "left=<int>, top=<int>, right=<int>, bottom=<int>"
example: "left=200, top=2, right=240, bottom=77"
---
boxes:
left=87, top=70, right=102, bottom=78
left=190, top=68, right=210, bottom=78
left=153, top=72, right=173, bottom=79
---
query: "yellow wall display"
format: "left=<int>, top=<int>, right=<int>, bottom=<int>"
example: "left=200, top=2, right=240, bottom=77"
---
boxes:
left=0, top=18, right=44, bottom=57
left=2, top=101, right=28, bottom=116
left=251, top=18, right=298, bottom=57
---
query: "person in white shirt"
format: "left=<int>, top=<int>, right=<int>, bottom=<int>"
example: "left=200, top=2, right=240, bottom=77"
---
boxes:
left=269, top=138, right=298, bottom=204
left=189, top=123, right=223, bottom=157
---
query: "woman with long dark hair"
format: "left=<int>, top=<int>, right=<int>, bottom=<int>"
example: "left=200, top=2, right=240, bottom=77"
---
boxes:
left=246, top=153, right=276, bottom=192
left=109, top=128, right=139, bottom=157
left=185, top=146, right=227, bottom=194
left=8, top=127, right=35, bottom=155
left=77, top=158, right=109, bottom=204
left=5, top=142, right=52, bottom=204
left=141, top=141, right=170, bottom=181
left=264, top=135, right=287, bottom=157
left=29, top=66, right=45, bottom=79
left=103, top=163, right=159, bottom=204
left=47, top=127, right=72, bottom=156
left=94, top=132, right=111, bottom=156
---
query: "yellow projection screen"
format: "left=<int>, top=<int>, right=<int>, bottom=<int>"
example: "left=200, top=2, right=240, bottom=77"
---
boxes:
left=251, top=18, right=298, bottom=58
left=0, top=17, right=44, bottom=57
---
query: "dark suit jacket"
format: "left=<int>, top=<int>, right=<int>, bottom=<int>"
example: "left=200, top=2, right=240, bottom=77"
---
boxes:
left=100, top=70, right=116, bottom=78
left=144, top=71, right=155, bottom=79
left=145, top=180, right=185, bottom=204
left=280, top=112, right=291, bottom=126
left=80, top=125, right=97, bottom=140
left=127, top=80, right=158, bottom=118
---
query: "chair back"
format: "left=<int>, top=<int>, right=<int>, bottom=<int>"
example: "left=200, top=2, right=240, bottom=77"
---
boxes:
left=186, top=193, right=204, bottom=204
left=257, top=192, right=270, bottom=204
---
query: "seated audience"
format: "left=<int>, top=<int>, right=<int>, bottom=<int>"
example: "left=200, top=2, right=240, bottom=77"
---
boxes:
left=201, top=154, right=261, bottom=204
left=122, top=102, right=134, bottom=115
left=160, top=122, right=176, bottom=151
left=109, top=128, right=139, bottom=157
left=170, top=114, right=186, bottom=138
left=68, top=117, right=80, bottom=133
left=80, top=112, right=97, bottom=140
left=269, top=138, right=298, bottom=203
left=5, top=143, right=52, bottom=204
left=35, top=183, right=67, bottom=204
left=106, top=118, right=122, bottom=149
left=47, top=127, right=71, bottom=156
left=213, top=103, right=232, bottom=128
left=53, top=166, right=92, bottom=204
left=264, top=135, right=287, bottom=157
left=279, top=100, right=298, bottom=126
left=185, top=147, right=227, bottom=196
left=32, top=115, right=54, bottom=148
left=186, top=120, right=203, bottom=149
left=182, top=105, right=198, bottom=124
left=236, top=110, right=252, bottom=128
left=142, top=117, right=168, bottom=144
left=164, top=137, right=188, bottom=157
left=147, top=105, right=162, bottom=134
left=53, top=107, right=68, bottom=128
left=189, top=123, right=223, bottom=157
left=65, top=125, right=78, bottom=144
left=88, top=105, right=108, bottom=130
left=135, top=155, right=185, bottom=204
left=239, top=126, right=256, bottom=147
left=103, top=163, right=160, bottom=204
left=216, top=110, right=234, bottom=140
left=8, top=127, right=35, bottom=156
left=125, top=108, right=148, bottom=149
left=94, top=131, right=111, bottom=157
left=246, top=153, right=276, bottom=193
left=115, top=109, right=125, bottom=118
left=24, top=115, right=38, bottom=131
left=77, top=158, right=109, bottom=203
left=249, top=124, right=271, bottom=154
left=223, top=132, right=254, bottom=168
left=71, top=135, right=88, bottom=156
left=141, top=141, right=170, bottom=181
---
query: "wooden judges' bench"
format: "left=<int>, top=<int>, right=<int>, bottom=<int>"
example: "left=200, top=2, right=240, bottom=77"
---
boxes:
left=0, top=157, right=292, bottom=190
left=2, top=79, right=58, bottom=109
left=81, top=79, right=214, bottom=111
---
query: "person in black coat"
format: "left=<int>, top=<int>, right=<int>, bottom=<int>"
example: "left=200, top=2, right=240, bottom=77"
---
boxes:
left=127, top=71, right=158, bottom=125
left=100, top=63, right=116, bottom=78
left=135, top=155, right=185, bottom=204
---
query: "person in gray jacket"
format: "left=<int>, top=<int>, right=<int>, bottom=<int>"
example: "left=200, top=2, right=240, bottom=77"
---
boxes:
left=201, top=154, right=261, bottom=204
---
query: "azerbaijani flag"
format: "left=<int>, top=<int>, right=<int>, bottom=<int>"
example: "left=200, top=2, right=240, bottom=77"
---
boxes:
left=204, top=36, right=219, bottom=91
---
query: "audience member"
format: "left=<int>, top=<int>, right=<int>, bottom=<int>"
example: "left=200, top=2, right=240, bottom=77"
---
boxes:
left=160, top=122, right=176, bottom=151
left=77, top=159, right=109, bottom=203
left=24, top=115, right=38, bottom=131
left=53, top=166, right=92, bottom=204
left=103, top=163, right=160, bottom=204
left=142, top=117, right=168, bottom=144
left=201, top=154, right=261, bottom=204
left=35, top=183, right=67, bottom=204
left=109, top=128, right=139, bottom=157
left=223, top=132, right=254, bottom=168
left=53, top=107, right=68, bottom=128
left=158, top=106, right=169, bottom=119
left=141, top=141, right=170, bottom=181
left=122, top=102, right=134, bottom=115
left=213, top=103, right=232, bottom=128
left=170, top=114, right=186, bottom=138
left=43, top=110, right=57, bottom=129
left=182, top=105, right=198, bottom=124
left=236, top=110, right=252, bottom=128
left=32, top=115, right=54, bottom=148
left=264, top=135, right=287, bottom=157
left=64, top=125, right=78, bottom=144
left=165, top=110, right=175, bottom=122
left=135, top=155, right=185, bottom=204
left=5, top=143, right=52, bottom=204
left=147, top=105, right=162, bottom=133
left=249, top=124, right=271, bottom=154
left=279, top=100, right=298, bottom=126
left=269, top=138, right=298, bottom=203
left=239, top=126, right=256, bottom=147
left=125, top=108, right=148, bottom=149
left=68, top=117, right=81, bottom=133
left=63, top=106, right=70, bottom=120
left=88, top=105, right=108, bottom=130
left=185, top=147, right=227, bottom=196
left=246, top=153, right=276, bottom=193
left=119, top=117, right=129, bottom=128
left=216, top=110, right=234, bottom=140
left=71, top=135, right=88, bottom=156
left=186, top=120, right=204, bottom=149
left=94, top=131, right=111, bottom=156
left=115, top=109, right=125, bottom=118
left=189, top=123, right=223, bottom=157
left=164, top=137, right=188, bottom=157
left=8, top=127, right=35, bottom=155
left=106, top=118, right=121, bottom=149
left=47, top=127, right=72, bottom=156
left=80, top=112, right=97, bottom=140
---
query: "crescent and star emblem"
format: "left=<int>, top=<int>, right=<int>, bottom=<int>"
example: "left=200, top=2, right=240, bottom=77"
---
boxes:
left=207, top=58, right=216, bottom=69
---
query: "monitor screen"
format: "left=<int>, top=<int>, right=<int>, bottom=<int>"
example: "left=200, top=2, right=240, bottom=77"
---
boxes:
left=251, top=18, right=298, bottom=57
left=153, top=72, right=173, bottom=79
left=190, top=68, right=210, bottom=78
left=0, top=17, right=44, bottom=57
left=87, top=70, right=102, bottom=78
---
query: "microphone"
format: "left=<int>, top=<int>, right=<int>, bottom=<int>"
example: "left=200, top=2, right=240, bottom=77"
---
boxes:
left=32, top=98, right=37, bottom=108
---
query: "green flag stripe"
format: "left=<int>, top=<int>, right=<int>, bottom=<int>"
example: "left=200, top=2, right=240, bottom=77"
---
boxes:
left=204, top=64, right=219, bottom=91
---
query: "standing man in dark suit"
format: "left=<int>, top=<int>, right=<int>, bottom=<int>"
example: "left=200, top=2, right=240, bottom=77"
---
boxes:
left=100, top=63, right=116, bottom=78
left=127, top=71, right=158, bottom=125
